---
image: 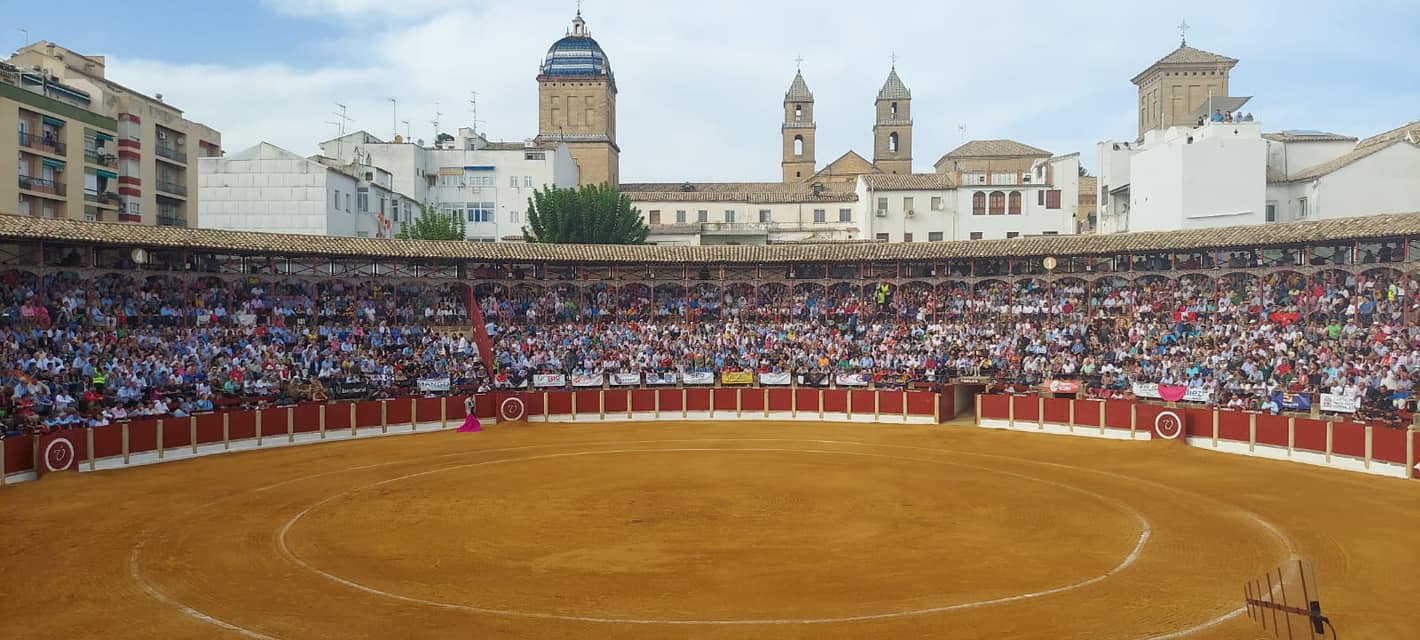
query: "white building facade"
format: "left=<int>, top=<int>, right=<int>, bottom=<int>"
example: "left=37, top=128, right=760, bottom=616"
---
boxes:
left=198, top=142, right=417, bottom=238
left=1265, top=123, right=1420, bottom=223
left=627, top=183, right=861, bottom=246
left=318, top=128, right=578, bottom=242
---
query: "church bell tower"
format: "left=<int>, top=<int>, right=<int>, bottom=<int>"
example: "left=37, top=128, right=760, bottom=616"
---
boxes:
left=782, top=65, right=817, bottom=183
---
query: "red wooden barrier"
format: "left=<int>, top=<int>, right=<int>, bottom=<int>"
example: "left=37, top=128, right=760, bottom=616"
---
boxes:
left=879, top=390, right=904, bottom=416
left=1012, top=395, right=1039, bottom=423
left=127, top=420, right=160, bottom=453
left=685, top=389, right=711, bottom=412
left=938, top=387, right=956, bottom=421
left=822, top=389, right=848, bottom=414
left=92, top=425, right=124, bottom=458
left=1292, top=418, right=1328, bottom=453
left=415, top=397, right=443, bottom=423
left=1104, top=399, right=1133, bottom=429
left=906, top=391, right=936, bottom=418
left=603, top=390, right=630, bottom=414
left=322, top=403, right=350, bottom=431
left=980, top=394, right=1009, bottom=420
left=1252, top=414, right=1287, bottom=448
left=518, top=392, right=546, bottom=418
left=795, top=389, right=820, bottom=414
left=741, top=388, right=766, bottom=413
left=658, top=388, right=684, bottom=413
left=4, top=434, right=34, bottom=476
left=384, top=398, right=412, bottom=426
left=712, top=388, right=737, bottom=412
left=1042, top=397, right=1071, bottom=424
left=164, top=418, right=193, bottom=449
left=631, top=389, right=658, bottom=413
left=353, top=402, right=382, bottom=429
left=1184, top=407, right=1214, bottom=438
left=36, top=431, right=86, bottom=476
left=291, top=404, right=321, bottom=434
left=768, top=388, right=793, bottom=412
left=1072, top=399, right=1102, bottom=426
left=477, top=393, right=497, bottom=420
left=259, top=408, right=288, bottom=436
left=850, top=390, right=875, bottom=415
left=1332, top=422, right=1366, bottom=458
left=1217, top=410, right=1251, bottom=443
left=1132, top=404, right=1172, bottom=438
left=193, top=413, right=225, bottom=444
left=574, top=390, right=602, bottom=415
left=546, top=392, right=572, bottom=415
left=1372, top=427, right=1407, bottom=464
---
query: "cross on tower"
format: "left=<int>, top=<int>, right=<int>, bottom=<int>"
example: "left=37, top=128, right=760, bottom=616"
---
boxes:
left=890, top=52, right=897, bottom=68
left=795, top=54, right=803, bottom=71
left=576, top=0, right=583, bottom=15
left=1178, top=19, right=1190, bottom=46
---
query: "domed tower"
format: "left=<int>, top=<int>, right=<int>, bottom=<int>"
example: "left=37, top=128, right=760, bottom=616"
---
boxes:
left=782, top=67, right=817, bottom=183
left=536, top=11, right=619, bottom=186
left=873, top=64, right=913, bottom=175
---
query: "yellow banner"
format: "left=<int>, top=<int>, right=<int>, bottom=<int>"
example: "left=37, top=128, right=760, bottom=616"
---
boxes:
left=721, top=371, right=754, bottom=385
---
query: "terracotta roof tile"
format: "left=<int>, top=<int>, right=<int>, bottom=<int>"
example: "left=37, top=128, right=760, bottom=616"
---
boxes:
left=620, top=182, right=857, bottom=204
left=861, top=173, right=956, bottom=191
left=942, top=139, right=1051, bottom=159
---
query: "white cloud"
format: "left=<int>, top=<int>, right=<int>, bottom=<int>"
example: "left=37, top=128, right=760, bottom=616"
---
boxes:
left=104, top=0, right=1420, bottom=182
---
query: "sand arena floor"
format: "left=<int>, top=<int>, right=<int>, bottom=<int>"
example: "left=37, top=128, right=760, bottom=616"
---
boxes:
left=2, top=419, right=1418, bottom=639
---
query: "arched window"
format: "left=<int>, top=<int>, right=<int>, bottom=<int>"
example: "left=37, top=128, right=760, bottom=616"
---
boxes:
left=794, top=135, right=804, bottom=156
left=1008, top=191, right=1022, bottom=215
left=794, top=104, right=803, bottom=122
left=889, top=132, right=899, bottom=153
left=989, top=191, right=1006, bottom=215
left=972, top=192, right=986, bottom=215
left=890, top=101, right=898, bottom=117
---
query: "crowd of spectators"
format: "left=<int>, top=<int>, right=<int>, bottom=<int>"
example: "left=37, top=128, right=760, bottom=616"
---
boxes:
left=5, top=259, right=1418, bottom=437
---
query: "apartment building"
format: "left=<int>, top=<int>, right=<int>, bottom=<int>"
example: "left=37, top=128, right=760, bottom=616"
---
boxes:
left=7, top=41, right=221, bottom=227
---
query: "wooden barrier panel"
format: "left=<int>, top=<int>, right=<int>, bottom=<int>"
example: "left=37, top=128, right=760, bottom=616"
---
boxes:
left=603, top=390, right=630, bottom=414
left=767, top=388, right=794, bottom=412
left=476, top=394, right=497, bottom=420
left=573, top=390, right=602, bottom=415
left=1011, top=395, right=1040, bottom=423
left=1131, top=404, right=1169, bottom=437
left=4, top=434, right=34, bottom=478
left=741, top=388, right=766, bottom=413
left=1072, top=399, right=1102, bottom=427
left=938, top=387, right=956, bottom=421
left=350, top=403, right=380, bottom=429
left=1103, top=400, right=1134, bottom=429
left=626, top=389, right=654, bottom=413
left=685, top=389, right=711, bottom=413
left=1183, top=407, right=1214, bottom=438
left=979, top=394, right=1010, bottom=420
left=878, top=390, right=905, bottom=416
left=1371, top=427, right=1408, bottom=464
left=1293, top=418, right=1328, bottom=453
left=1218, top=410, right=1254, bottom=443
left=289, top=404, right=319, bottom=434
left=1332, top=421, right=1367, bottom=458
left=127, top=420, right=160, bottom=453
left=91, top=425, right=124, bottom=459
left=383, top=398, right=413, bottom=426
left=845, top=390, right=872, bottom=416
left=321, top=403, right=350, bottom=431
left=519, top=392, right=546, bottom=418
left=414, top=398, right=443, bottom=423
left=657, top=389, right=684, bottom=413
left=906, top=391, right=936, bottom=418
left=794, top=389, right=821, bottom=415
left=820, top=389, right=847, bottom=414
left=257, top=408, right=287, bottom=436
left=712, top=388, right=738, bottom=412
left=545, top=392, right=573, bottom=416
left=164, top=419, right=193, bottom=450
left=1042, top=397, right=1071, bottom=425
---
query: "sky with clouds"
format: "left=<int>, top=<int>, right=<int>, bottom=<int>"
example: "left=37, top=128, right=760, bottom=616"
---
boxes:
left=7, top=0, right=1418, bottom=181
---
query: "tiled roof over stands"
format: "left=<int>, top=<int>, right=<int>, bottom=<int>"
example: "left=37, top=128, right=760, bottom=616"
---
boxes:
left=3, top=212, right=1420, bottom=264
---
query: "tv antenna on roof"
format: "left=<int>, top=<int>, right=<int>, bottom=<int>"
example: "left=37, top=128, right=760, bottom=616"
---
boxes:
left=468, top=91, right=485, bottom=136
left=331, top=103, right=353, bottom=158
left=431, top=101, right=442, bottom=142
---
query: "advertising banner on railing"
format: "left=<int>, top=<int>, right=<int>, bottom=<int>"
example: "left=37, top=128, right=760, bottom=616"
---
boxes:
left=533, top=373, right=567, bottom=388
left=1044, top=379, right=1079, bottom=394
left=1319, top=393, right=1359, bottom=414
left=835, top=373, right=870, bottom=387
left=237, top=313, right=258, bottom=326
left=683, top=372, right=715, bottom=385
left=572, top=374, right=605, bottom=388
left=721, top=371, right=754, bottom=385
left=610, top=373, right=642, bottom=387
left=328, top=381, right=371, bottom=401
left=1132, top=382, right=1211, bottom=403
left=1271, top=391, right=1312, bottom=412
left=646, top=372, right=678, bottom=386
left=799, top=372, right=830, bottom=387
left=759, top=372, right=792, bottom=386
left=417, top=377, right=451, bottom=392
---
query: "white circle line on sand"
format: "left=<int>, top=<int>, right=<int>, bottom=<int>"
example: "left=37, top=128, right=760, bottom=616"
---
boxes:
left=276, top=446, right=1153, bottom=625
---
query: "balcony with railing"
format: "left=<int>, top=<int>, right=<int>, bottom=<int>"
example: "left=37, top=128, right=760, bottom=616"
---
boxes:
left=85, top=148, right=119, bottom=168
left=18, top=130, right=65, bottom=156
left=19, top=175, right=66, bottom=197
left=84, top=188, right=122, bottom=208
left=156, top=179, right=188, bottom=197
left=156, top=212, right=188, bottom=227
left=155, top=144, right=188, bottom=165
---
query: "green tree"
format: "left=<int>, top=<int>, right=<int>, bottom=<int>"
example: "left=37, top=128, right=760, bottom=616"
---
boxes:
left=523, top=184, right=649, bottom=244
left=396, top=204, right=466, bottom=241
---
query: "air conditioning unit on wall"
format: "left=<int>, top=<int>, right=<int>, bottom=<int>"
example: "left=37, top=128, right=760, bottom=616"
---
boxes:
left=875, top=209, right=887, bottom=217
left=905, top=210, right=915, bottom=217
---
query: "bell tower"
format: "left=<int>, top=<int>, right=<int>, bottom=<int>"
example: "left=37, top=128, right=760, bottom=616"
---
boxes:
left=782, top=63, right=816, bottom=183
left=873, top=61, right=913, bottom=175
left=536, top=10, right=619, bottom=186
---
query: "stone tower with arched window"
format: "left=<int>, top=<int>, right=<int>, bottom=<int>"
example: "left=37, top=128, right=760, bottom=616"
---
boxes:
left=536, top=11, right=619, bottom=186
left=873, top=66, right=912, bottom=175
left=782, top=69, right=817, bottom=183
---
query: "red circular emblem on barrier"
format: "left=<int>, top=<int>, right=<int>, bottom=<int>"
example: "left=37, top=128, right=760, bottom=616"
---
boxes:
left=500, top=397, right=526, bottom=422
left=44, top=437, right=77, bottom=472
left=1154, top=411, right=1184, bottom=440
